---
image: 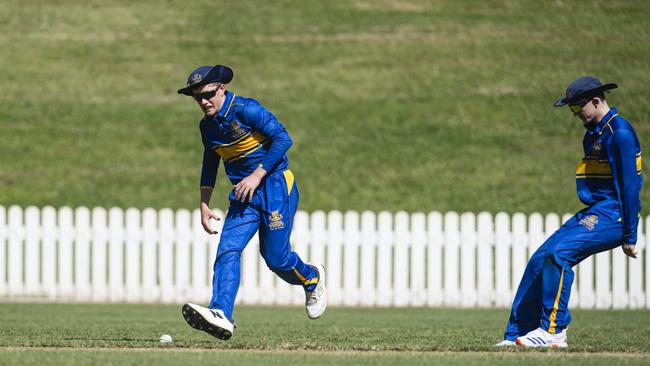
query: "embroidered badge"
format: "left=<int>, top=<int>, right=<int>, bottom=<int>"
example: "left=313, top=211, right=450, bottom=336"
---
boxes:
left=592, top=140, right=601, bottom=156
left=229, top=120, right=247, bottom=139
left=190, top=73, right=202, bottom=85
left=269, top=211, right=285, bottom=230
left=579, top=215, right=598, bottom=231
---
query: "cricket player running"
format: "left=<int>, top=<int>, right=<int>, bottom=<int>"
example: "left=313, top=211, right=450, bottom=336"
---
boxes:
left=177, top=65, right=327, bottom=340
left=496, top=76, right=642, bottom=348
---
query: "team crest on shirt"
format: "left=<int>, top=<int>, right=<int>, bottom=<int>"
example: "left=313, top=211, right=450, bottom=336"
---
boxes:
left=592, top=140, right=602, bottom=156
left=229, top=120, right=247, bottom=139
left=269, top=211, right=285, bottom=230
left=579, top=215, right=598, bottom=231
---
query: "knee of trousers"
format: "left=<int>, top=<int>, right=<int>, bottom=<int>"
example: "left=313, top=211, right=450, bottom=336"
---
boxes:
left=264, top=256, right=293, bottom=272
left=214, top=249, right=241, bottom=266
left=543, top=248, right=571, bottom=269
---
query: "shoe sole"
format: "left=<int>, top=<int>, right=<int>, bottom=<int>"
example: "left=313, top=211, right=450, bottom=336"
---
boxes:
left=515, top=338, right=568, bottom=348
left=182, top=304, right=232, bottom=340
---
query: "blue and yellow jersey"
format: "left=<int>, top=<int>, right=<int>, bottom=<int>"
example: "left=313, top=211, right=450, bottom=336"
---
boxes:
left=576, top=107, right=642, bottom=244
left=199, top=91, right=291, bottom=186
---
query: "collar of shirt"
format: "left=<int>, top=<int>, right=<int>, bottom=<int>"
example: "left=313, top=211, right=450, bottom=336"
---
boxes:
left=587, top=107, right=617, bottom=136
left=217, top=90, right=236, bottom=119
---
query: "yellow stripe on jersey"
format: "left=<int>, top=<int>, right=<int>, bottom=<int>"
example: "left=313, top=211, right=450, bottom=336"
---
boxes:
left=219, top=131, right=253, bottom=148
left=576, top=158, right=612, bottom=178
left=637, top=155, right=642, bottom=174
left=214, top=131, right=268, bottom=162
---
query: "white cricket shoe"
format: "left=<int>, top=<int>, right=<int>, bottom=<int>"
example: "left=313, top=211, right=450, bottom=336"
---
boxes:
left=515, top=327, right=568, bottom=348
left=305, top=264, right=327, bottom=319
left=182, top=303, right=234, bottom=340
left=494, top=340, right=516, bottom=347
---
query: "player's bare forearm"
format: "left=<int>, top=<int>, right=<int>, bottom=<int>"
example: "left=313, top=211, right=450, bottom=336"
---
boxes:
left=199, top=187, right=220, bottom=234
left=233, top=166, right=267, bottom=202
left=200, top=186, right=213, bottom=207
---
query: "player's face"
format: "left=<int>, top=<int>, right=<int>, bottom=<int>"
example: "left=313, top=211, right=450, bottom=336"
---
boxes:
left=570, top=98, right=598, bottom=125
left=192, top=83, right=225, bottom=116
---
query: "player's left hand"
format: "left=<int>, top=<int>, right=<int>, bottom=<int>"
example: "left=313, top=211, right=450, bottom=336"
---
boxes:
left=233, top=171, right=264, bottom=202
left=621, top=242, right=638, bottom=258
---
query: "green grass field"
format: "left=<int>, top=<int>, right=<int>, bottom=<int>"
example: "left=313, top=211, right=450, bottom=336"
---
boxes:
left=1, top=0, right=649, bottom=214
left=0, top=304, right=649, bottom=365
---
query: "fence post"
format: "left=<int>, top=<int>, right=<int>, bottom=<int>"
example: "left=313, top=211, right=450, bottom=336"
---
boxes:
left=343, top=211, right=360, bottom=306
left=394, top=211, right=409, bottom=307
left=612, top=243, right=628, bottom=309
left=141, top=208, right=158, bottom=301
left=123, top=208, right=141, bottom=302
left=595, top=250, right=612, bottom=309
left=59, top=207, right=74, bottom=299
left=75, top=206, right=91, bottom=300
left=410, top=212, right=426, bottom=306
left=427, top=212, right=443, bottom=306
left=460, top=212, right=476, bottom=307
left=42, top=206, right=58, bottom=299
left=91, top=207, right=108, bottom=301
left=24, top=206, right=41, bottom=296
left=510, top=213, right=527, bottom=297
left=494, top=212, right=511, bottom=307
left=8, top=206, right=24, bottom=297
left=360, top=211, right=377, bottom=306
left=377, top=211, right=393, bottom=306
left=175, top=209, right=191, bottom=303
left=444, top=212, right=460, bottom=306
left=628, top=220, right=644, bottom=308
left=476, top=212, right=493, bottom=307
left=327, top=210, right=343, bottom=306
left=108, top=208, right=125, bottom=301
left=159, top=208, right=174, bottom=303
left=0, top=206, right=5, bottom=296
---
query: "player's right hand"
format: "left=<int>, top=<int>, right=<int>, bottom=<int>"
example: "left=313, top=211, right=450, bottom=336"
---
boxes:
left=200, top=205, right=221, bottom=235
left=622, top=242, right=638, bottom=258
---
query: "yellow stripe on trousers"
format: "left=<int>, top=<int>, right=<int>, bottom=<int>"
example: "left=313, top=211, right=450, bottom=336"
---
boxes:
left=548, top=267, right=565, bottom=334
left=292, top=267, right=318, bottom=285
left=283, top=169, right=294, bottom=195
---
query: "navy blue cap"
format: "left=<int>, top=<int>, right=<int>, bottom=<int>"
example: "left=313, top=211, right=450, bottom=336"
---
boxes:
left=177, top=65, right=234, bottom=96
left=553, top=76, right=617, bottom=107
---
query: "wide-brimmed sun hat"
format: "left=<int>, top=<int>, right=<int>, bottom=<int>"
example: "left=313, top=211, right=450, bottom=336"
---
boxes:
left=553, top=76, right=617, bottom=107
left=177, top=65, right=233, bottom=96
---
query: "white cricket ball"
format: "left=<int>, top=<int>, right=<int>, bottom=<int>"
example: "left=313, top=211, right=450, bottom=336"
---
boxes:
left=159, top=334, right=173, bottom=343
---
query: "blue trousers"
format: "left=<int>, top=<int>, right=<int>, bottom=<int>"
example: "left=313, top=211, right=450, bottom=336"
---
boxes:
left=504, top=201, right=623, bottom=341
left=208, top=170, right=317, bottom=321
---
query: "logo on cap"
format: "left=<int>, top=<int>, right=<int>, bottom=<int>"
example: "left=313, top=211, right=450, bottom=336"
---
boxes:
left=190, top=73, right=203, bottom=85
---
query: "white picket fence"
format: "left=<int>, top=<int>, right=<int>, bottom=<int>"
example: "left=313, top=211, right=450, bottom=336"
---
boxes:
left=0, top=205, right=648, bottom=309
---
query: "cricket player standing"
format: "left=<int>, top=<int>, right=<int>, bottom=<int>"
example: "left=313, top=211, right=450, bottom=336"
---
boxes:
left=177, top=65, right=327, bottom=340
left=496, top=76, right=642, bottom=348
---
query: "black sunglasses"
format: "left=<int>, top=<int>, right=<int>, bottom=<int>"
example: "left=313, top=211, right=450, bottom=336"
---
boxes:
left=192, top=88, right=219, bottom=102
